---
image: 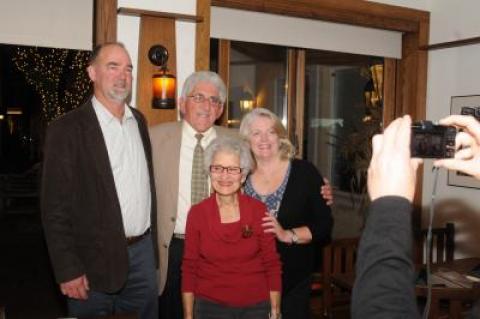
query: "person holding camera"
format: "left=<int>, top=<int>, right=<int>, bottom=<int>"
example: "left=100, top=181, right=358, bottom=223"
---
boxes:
left=351, top=115, right=421, bottom=318
left=352, top=113, right=480, bottom=318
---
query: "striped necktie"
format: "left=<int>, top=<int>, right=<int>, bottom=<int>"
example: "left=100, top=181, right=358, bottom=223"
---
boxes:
left=191, top=133, right=208, bottom=205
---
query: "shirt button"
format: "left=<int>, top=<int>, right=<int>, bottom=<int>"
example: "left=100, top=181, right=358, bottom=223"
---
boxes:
left=171, top=217, right=176, bottom=222
left=163, top=243, right=168, bottom=248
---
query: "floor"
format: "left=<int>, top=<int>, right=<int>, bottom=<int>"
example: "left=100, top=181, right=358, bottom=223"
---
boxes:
left=0, top=213, right=66, bottom=319
left=0, top=212, right=350, bottom=319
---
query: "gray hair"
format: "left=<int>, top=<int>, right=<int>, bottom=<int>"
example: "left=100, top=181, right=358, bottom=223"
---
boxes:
left=204, top=136, right=253, bottom=178
left=239, top=107, right=296, bottom=160
left=181, top=71, right=227, bottom=104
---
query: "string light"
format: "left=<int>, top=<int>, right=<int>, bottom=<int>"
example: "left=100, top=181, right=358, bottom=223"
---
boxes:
left=13, top=46, right=91, bottom=122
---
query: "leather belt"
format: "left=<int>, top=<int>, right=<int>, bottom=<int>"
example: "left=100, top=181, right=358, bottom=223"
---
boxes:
left=173, top=233, right=185, bottom=240
left=126, top=228, right=150, bottom=246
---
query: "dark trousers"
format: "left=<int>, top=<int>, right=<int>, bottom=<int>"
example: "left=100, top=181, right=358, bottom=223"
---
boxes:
left=282, top=276, right=312, bottom=319
left=68, top=234, right=158, bottom=319
left=194, top=298, right=270, bottom=319
left=159, top=237, right=184, bottom=319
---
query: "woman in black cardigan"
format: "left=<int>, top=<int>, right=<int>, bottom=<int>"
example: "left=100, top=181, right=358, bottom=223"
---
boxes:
left=240, top=108, right=333, bottom=319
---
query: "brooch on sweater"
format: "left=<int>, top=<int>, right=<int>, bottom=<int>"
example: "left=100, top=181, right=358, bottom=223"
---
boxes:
left=242, top=224, right=253, bottom=238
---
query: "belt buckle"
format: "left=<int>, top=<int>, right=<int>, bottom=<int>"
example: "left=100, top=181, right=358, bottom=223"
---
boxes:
left=126, top=228, right=150, bottom=246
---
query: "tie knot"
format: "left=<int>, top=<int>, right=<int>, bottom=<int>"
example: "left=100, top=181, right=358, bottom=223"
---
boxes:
left=195, top=133, right=204, bottom=143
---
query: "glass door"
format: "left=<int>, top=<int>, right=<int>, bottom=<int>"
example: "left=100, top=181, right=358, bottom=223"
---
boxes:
left=211, top=39, right=289, bottom=128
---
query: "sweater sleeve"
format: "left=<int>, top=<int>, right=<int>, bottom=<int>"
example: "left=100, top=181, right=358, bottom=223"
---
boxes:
left=303, top=162, right=333, bottom=246
left=351, top=196, right=420, bottom=319
left=255, top=201, right=282, bottom=292
left=181, top=206, right=201, bottom=293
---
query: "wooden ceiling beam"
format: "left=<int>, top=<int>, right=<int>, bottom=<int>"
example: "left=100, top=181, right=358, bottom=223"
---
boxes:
left=211, top=0, right=429, bottom=33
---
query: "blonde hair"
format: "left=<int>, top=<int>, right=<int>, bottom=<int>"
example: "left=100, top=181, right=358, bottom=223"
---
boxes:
left=239, top=108, right=295, bottom=160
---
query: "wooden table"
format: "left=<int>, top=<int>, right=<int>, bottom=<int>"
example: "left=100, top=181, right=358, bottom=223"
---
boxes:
left=330, top=257, right=480, bottom=318
left=416, top=258, right=480, bottom=318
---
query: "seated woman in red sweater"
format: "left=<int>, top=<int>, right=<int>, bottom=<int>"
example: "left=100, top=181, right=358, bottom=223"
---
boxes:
left=182, top=136, right=282, bottom=319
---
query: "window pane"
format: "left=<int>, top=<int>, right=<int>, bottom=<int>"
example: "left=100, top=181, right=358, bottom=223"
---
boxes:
left=303, top=50, right=383, bottom=194
left=227, top=41, right=287, bottom=128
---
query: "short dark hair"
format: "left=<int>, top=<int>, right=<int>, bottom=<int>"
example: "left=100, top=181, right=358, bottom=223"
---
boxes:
left=88, top=42, right=127, bottom=66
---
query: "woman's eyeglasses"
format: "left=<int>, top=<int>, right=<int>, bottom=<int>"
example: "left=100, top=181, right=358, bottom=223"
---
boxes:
left=209, top=165, right=243, bottom=175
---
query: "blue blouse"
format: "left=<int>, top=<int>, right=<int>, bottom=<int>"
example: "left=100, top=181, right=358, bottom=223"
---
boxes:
left=244, top=162, right=292, bottom=218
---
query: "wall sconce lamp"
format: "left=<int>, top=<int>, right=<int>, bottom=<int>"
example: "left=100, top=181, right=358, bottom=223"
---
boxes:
left=239, top=90, right=255, bottom=113
left=148, top=45, right=176, bottom=109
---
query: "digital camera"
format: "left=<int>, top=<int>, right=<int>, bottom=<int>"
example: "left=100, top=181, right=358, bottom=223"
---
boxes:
left=411, top=120, right=456, bottom=159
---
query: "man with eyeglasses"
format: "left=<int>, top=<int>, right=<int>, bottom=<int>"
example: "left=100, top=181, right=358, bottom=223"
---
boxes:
left=150, top=71, right=236, bottom=319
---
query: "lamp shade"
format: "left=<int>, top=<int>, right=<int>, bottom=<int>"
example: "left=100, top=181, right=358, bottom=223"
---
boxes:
left=152, top=69, right=176, bottom=109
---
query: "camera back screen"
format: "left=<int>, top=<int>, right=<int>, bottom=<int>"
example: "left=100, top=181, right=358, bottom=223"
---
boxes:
left=411, top=122, right=456, bottom=158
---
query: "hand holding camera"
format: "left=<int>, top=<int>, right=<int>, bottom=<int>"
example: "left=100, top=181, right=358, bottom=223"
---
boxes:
left=368, top=115, right=422, bottom=202
left=434, top=114, right=480, bottom=180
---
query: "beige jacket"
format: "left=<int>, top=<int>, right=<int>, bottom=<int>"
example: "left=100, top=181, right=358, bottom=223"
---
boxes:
left=149, top=121, right=235, bottom=294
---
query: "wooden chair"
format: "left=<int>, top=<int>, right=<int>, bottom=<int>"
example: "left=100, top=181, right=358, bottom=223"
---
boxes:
left=417, top=223, right=455, bottom=264
left=321, top=237, right=360, bottom=318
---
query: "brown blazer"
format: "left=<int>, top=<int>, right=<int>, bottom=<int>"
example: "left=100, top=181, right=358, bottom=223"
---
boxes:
left=149, top=121, right=235, bottom=293
left=41, top=100, right=158, bottom=293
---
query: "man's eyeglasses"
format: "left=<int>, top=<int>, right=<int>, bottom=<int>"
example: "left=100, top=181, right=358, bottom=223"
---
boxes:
left=209, top=165, right=243, bottom=175
left=188, top=93, right=222, bottom=107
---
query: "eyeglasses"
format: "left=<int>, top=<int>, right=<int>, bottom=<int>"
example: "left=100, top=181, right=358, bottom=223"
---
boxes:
left=209, top=165, right=243, bottom=175
left=188, top=93, right=222, bottom=107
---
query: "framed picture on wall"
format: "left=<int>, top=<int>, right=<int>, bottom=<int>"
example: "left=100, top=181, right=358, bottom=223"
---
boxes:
left=448, top=95, right=480, bottom=188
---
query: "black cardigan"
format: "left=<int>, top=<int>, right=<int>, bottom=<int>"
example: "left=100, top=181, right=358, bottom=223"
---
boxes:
left=276, top=159, right=333, bottom=292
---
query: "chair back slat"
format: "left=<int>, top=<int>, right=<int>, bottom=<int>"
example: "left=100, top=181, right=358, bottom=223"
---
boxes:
left=419, top=223, right=455, bottom=264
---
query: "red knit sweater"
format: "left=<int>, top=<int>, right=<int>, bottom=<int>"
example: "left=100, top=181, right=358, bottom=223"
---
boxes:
left=182, top=193, right=282, bottom=307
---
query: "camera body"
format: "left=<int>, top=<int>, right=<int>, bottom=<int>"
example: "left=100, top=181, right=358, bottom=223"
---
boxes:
left=411, top=120, right=456, bottom=158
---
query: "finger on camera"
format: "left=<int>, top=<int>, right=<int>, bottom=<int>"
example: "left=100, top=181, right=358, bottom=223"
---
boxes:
left=455, top=131, right=475, bottom=151
left=398, top=115, right=413, bottom=149
left=440, top=115, right=480, bottom=140
left=455, top=147, right=474, bottom=160
left=382, top=117, right=404, bottom=151
left=434, top=159, right=478, bottom=178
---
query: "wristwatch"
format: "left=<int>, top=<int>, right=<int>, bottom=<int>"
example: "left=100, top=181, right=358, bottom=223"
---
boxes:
left=290, top=229, right=298, bottom=244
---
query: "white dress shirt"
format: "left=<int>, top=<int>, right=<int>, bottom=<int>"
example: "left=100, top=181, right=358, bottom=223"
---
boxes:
left=174, top=121, right=216, bottom=235
left=92, top=97, right=151, bottom=237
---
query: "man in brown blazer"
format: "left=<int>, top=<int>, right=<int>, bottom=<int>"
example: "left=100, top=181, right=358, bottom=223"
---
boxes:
left=150, top=71, right=234, bottom=319
left=41, top=42, right=158, bottom=319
